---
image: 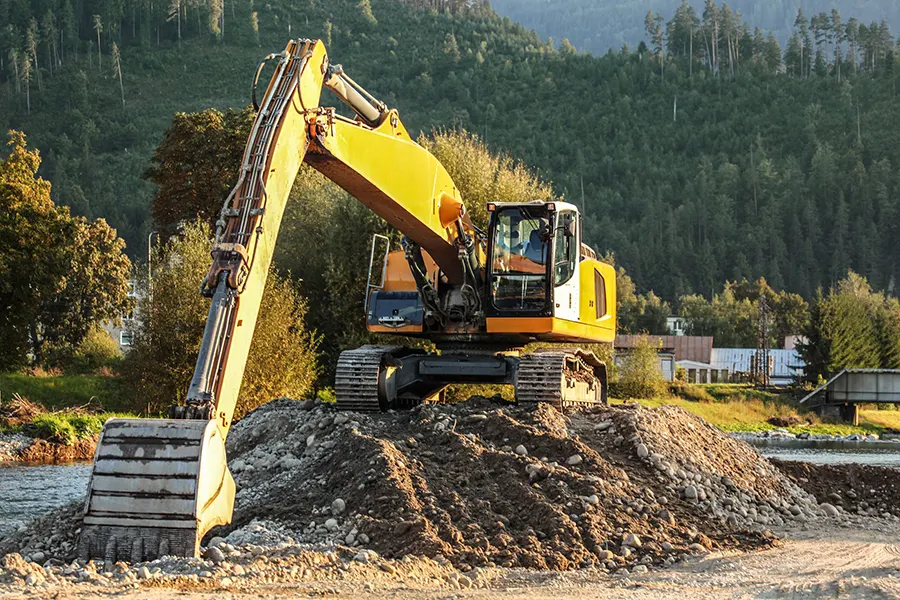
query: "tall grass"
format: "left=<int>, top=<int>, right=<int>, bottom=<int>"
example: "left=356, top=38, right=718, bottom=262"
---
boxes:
left=0, top=373, right=131, bottom=412
left=625, top=383, right=893, bottom=435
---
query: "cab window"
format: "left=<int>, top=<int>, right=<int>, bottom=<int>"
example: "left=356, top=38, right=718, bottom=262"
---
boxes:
left=490, top=207, right=549, bottom=311
left=554, top=211, right=577, bottom=285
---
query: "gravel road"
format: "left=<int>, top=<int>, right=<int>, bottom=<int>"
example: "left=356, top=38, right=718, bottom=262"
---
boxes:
left=1, top=518, right=899, bottom=599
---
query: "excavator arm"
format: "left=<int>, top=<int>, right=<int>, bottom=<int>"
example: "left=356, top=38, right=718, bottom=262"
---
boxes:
left=79, top=38, right=478, bottom=561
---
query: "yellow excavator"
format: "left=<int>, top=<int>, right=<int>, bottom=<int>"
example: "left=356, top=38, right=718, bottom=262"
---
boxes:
left=78, top=39, right=617, bottom=562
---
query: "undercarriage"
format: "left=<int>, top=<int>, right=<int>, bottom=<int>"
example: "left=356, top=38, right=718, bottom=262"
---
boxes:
left=335, top=345, right=608, bottom=412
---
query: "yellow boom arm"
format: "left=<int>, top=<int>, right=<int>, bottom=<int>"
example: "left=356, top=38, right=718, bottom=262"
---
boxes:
left=186, top=38, right=473, bottom=432
left=79, top=38, right=476, bottom=562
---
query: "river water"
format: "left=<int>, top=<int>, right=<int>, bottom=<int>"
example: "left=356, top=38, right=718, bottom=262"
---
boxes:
left=0, top=462, right=92, bottom=538
left=747, top=438, right=900, bottom=468
left=1, top=439, right=900, bottom=538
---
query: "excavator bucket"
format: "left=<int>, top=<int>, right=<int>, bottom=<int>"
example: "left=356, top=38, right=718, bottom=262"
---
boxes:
left=78, top=418, right=234, bottom=562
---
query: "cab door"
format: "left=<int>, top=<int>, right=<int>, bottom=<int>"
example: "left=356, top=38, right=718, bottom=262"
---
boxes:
left=552, top=210, right=579, bottom=321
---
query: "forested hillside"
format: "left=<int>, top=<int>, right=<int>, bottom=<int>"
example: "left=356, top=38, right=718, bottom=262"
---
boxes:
left=489, top=0, right=900, bottom=56
left=2, top=0, right=900, bottom=301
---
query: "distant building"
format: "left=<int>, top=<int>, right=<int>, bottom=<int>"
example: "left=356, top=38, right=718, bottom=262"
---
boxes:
left=102, top=280, right=140, bottom=352
left=710, top=348, right=805, bottom=386
left=615, top=335, right=713, bottom=383
left=666, top=316, right=687, bottom=336
left=613, top=347, right=676, bottom=381
left=616, top=335, right=713, bottom=363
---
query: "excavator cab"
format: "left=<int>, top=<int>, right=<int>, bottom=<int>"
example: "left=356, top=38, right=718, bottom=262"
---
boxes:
left=487, top=203, right=552, bottom=313
left=485, top=201, right=587, bottom=324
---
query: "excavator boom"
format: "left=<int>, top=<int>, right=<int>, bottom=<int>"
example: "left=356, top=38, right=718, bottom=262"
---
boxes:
left=79, top=38, right=480, bottom=562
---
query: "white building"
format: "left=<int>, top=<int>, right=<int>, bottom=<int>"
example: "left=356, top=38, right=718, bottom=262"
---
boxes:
left=102, top=280, right=139, bottom=351
left=666, top=316, right=687, bottom=336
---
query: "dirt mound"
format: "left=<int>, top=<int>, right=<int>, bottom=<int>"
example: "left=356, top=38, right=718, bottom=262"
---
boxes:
left=3, top=399, right=844, bottom=570
left=219, top=399, right=829, bottom=570
left=773, top=459, right=900, bottom=518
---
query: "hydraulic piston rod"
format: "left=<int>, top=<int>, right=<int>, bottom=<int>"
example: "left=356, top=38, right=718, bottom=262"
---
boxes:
left=324, top=64, right=387, bottom=126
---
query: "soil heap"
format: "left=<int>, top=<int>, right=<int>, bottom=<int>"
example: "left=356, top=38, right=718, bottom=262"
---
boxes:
left=1, top=398, right=846, bottom=572
left=220, top=398, right=833, bottom=570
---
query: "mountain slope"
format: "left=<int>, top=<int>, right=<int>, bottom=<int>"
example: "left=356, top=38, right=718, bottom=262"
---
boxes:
left=2, top=0, right=900, bottom=301
left=489, top=0, right=900, bottom=55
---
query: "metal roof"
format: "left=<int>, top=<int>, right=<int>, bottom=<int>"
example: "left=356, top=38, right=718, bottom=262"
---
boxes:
left=710, top=348, right=805, bottom=378
left=615, top=335, right=713, bottom=363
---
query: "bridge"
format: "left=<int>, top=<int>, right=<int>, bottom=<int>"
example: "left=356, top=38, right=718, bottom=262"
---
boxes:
left=799, top=369, right=900, bottom=424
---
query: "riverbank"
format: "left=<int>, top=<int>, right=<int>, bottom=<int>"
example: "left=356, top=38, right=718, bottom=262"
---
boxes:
left=623, top=383, right=900, bottom=437
left=0, top=433, right=96, bottom=463
left=0, top=393, right=132, bottom=463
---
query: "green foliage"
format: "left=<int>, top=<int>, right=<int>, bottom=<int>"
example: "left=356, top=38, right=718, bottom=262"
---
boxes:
left=238, top=275, right=320, bottom=418
left=680, top=278, right=809, bottom=347
left=669, top=383, right=716, bottom=403
left=70, top=323, right=123, bottom=374
left=3, top=0, right=900, bottom=306
left=121, top=221, right=319, bottom=414
left=800, top=271, right=900, bottom=378
left=670, top=382, right=778, bottom=404
left=27, top=412, right=108, bottom=444
left=613, top=335, right=667, bottom=399
left=0, top=131, right=133, bottom=370
left=606, top=252, right=671, bottom=334
left=145, top=108, right=255, bottom=234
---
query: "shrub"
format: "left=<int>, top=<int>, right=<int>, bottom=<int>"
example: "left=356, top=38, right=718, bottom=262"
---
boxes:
left=28, top=414, right=78, bottom=445
left=71, top=323, right=123, bottom=374
left=614, top=336, right=667, bottom=399
left=670, top=382, right=717, bottom=403
left=121, top=221, right=319, bottom=416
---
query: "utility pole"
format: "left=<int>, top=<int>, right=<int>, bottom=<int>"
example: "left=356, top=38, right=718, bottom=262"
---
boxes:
left=147, top=230, right=159, bottom=302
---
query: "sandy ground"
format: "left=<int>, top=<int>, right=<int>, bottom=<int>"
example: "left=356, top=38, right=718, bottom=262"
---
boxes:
left=3, top=520, right=900, bottom=599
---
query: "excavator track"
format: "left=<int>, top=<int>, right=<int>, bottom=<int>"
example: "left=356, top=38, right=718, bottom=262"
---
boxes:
left=335, top=345, right=402, bottom=412
left=516, top=350, right=606, bottom=410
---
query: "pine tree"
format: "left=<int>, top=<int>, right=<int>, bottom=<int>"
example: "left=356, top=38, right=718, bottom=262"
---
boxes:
left=250, top=11, right=259, bottom=46
left=92, top=15, right=102, bottom=71
left=168, top=0, right=181, bottom=42
left=357, top=0, right=377, bottom=25
left=59, top=0, right=76, bottom=62
left=112, top=42, right=124, bottom=106
left=41, top=11, right=57, bottom=74
left=21, top=53, right=31, bottom=113
left=207, top=0, right=222, bottom=38
left=25, top=19, right=41, bottom=91
left=8, top=46, right=20, bottom=95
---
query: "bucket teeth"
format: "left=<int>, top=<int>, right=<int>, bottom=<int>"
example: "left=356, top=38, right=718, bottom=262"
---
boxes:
left=78, top=418, right=235, bottom=562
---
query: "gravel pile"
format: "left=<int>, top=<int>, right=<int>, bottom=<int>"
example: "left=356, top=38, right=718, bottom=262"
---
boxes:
left=772, top=460, right=900, bottom=519
left=0, top=398, right=854, bottom=580
left=223, top=398, right=793, bottom=571
left=0, top=519, right=468, bottom=593
left=0, top=433, right=31, bottom=461
left=585, top=405, right=839, bottom=530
